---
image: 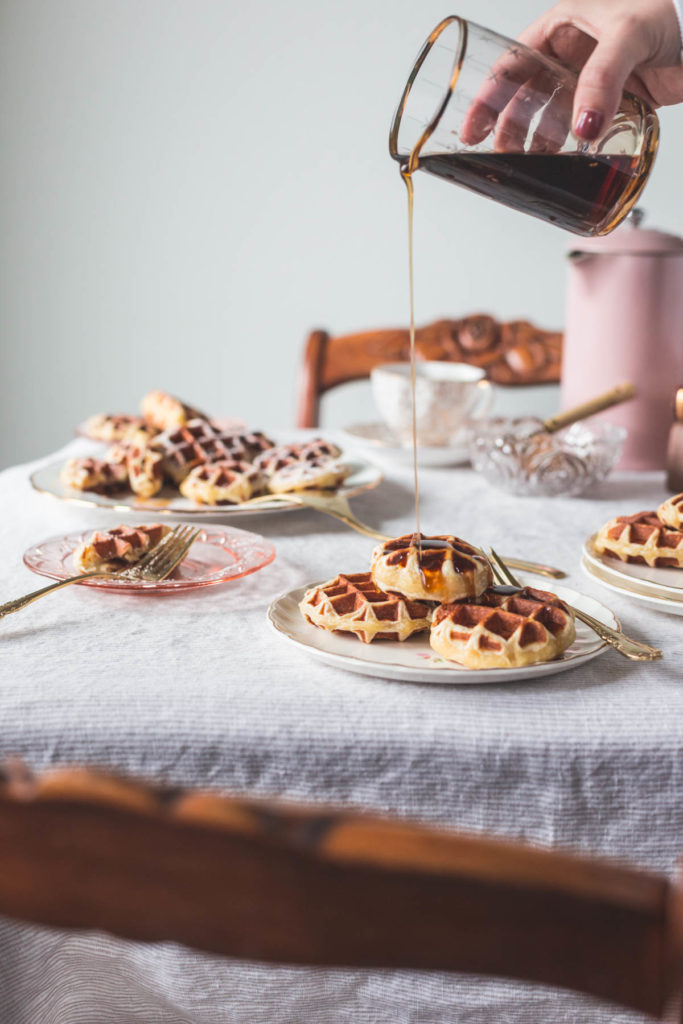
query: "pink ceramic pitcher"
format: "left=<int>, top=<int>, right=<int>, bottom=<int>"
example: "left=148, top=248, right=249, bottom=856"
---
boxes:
left=562, top=212, right=683, bottom=470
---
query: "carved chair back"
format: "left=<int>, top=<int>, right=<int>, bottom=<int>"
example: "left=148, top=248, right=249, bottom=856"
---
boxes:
left=297, top=315, right=563, bottom=428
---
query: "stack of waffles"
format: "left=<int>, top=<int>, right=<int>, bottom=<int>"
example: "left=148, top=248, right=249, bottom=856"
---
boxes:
left=594, top=493, right=683, bottom=568
left=300, top=533, right=576, bottom=670
left=62, top=391, right=350, bottom=506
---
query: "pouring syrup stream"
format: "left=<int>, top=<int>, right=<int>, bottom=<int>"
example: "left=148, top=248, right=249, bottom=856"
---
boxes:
left=399, top=160, right=421, bottom=543
left=398, top=28, right=466, bottom=555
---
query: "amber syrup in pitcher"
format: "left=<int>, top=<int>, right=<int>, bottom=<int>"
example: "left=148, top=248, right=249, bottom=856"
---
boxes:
left=417, top=151, right=642, bottom=235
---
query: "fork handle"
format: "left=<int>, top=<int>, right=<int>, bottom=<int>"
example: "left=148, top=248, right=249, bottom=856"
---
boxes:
left=0, top=572, right=109, bottom=621
left=571, top=607, right=663, bottom=661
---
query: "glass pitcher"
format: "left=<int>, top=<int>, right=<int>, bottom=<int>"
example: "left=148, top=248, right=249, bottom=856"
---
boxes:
left=389, top=16, right=659, bottom=236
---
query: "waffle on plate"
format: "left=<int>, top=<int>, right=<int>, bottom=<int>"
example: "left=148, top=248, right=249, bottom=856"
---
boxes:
left=299, top=532, right=580, bottom=672
left=66, top=393, right=349, bottom=506
left=73, top=524, right=172, bottom=573
left=594, top=509, right=683, bottom=568
left=657, top=493, right=683, bottom=531
left=371, top=533, right=493, bottom=604
left=430, top=585, right=576, bottom=669
left=299, top=573, right=434, bottom=643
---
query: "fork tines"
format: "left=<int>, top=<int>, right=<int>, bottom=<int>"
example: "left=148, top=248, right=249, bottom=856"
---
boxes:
left=121, top=524, right=200, bottom=581
left=488, top=547, right=521, bottom=588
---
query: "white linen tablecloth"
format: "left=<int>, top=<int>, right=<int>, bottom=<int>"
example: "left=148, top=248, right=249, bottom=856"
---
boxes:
left=0, top=439, right=681, bottom=1024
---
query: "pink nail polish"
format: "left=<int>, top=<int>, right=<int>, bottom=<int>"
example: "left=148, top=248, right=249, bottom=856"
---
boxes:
left=575, top=109, right=604, bottom=141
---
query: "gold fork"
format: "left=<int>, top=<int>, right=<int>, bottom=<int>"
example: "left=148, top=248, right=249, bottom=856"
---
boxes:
left=241, top=491, right=566, bottom=578
left=241, top=490, right=388, bottom=540
left=487, top=547, right=663, bottom=663
left=0, top=524, right=201, bottom=622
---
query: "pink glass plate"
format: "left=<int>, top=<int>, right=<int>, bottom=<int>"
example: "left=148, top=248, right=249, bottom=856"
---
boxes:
left=23, top=526, right=276, bottom=594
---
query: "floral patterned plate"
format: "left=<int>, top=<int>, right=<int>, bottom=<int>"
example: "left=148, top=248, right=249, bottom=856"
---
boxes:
left=268, top=576, right=615, bottom=685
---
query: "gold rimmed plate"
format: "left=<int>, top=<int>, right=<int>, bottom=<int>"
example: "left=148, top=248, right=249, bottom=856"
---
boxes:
left=30, top=457, right=383, bottom=519
left=582, top=534, right=683, bottom=615
left=268, top=575, right=616, bottom=685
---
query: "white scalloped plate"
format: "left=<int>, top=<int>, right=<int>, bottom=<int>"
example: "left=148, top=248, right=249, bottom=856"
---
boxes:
left=268, top=576, right=616, bottom=685
left=582, top=534, right=683, bottom=616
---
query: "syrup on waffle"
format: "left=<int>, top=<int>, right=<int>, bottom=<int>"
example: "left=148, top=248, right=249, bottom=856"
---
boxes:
left=179, top=459, right=265, bottom=505
left=657, top=493, right=683, bottom=531
left=151, top=420, right=259, bottom=484
left=300, top=572, right=433, bottom=643
left=430, top=585, right=576, bottom=669
left=60, top=456, right=129, bottom=494
left=371, top=533, right=493, bottom=603
left=594, top=510, right=683, bottom=568
left=140, top=391, right=206, bottom=432
left=73, top=523, right=171, bottom=573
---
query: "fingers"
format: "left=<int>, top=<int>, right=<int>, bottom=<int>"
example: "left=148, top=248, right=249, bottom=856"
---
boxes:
left=529, top=81, right=573, bottom=153
left=492, top=69, right=571, bottom=153
left=460, top=46, right=545, bottom=146
left=572, top=24, right=648, bottom=139
left=458, top=7, right=657, bottom=153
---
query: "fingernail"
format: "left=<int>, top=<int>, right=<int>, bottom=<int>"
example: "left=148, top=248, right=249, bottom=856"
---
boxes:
left=575, top=109, right=604, bottom=141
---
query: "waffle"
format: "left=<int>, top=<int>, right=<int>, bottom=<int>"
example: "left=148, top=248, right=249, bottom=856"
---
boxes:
left=60, top=456, right=129, bottom=494
left=430, top=586, right=576, bottom=669
left=81, top=413, right=154, bottom=444
left=657, top=493, right=683, bottom=531
left=236, top=430, right=277, bottom=461
left=255, top=439, right=343, bottom=475
left=371, top=534, right=493, bottom=603
left=140, top=391, right=206, bottom=432
left=150, top=420, right=259, bottom=484
left=594, top=510, right=683, bottom=568
left=179, top=459, right=265, bottom=505
left=299, top=573, right=433, bottom=643
left=125, top=442, right=165, bottom=498
left=267, top=457, right=350, bottom=494
left=73, top=523, right=171, bottom=573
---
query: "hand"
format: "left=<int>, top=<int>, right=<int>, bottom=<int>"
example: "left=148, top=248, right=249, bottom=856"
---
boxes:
left=517, top=0, right=683, bottom=139
left=461, top=0, right=683, bottom=149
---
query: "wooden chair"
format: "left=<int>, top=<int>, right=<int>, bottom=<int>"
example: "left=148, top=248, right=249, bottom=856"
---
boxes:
left=297, top=315, right=563, bottom=428
left=0, top=761, right=680, bottom=1019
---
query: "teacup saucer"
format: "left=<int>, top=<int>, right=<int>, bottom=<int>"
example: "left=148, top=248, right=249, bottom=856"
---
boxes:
left=341, top=423, right=470, bottom=468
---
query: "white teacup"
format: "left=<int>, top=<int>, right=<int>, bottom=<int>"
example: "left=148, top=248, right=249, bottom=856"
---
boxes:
left=370, top=362, right=494, bottom=447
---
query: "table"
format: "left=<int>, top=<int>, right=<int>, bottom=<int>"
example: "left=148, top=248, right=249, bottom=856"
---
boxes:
left=0, top=439, right=681, bottom=1024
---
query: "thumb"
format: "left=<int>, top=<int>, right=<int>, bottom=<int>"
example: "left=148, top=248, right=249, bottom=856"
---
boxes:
left=572, top=31, right=646, bottom=141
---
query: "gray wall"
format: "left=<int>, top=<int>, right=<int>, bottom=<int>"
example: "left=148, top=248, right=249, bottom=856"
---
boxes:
left=1, top=0, right=682, bottom=467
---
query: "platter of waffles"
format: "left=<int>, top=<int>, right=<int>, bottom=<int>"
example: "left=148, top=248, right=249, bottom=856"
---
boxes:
left=31, top=390, right=383, bottom=516
left=269, top=534, right=615, bottom=684
left=23, top=523, right=276, bottom=593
